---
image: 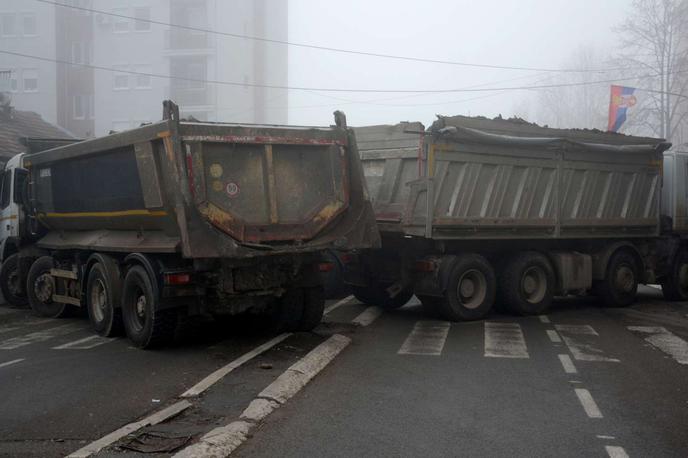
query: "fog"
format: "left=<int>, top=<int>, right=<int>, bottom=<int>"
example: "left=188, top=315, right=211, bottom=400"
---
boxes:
left=1, top=0, right=686, bottom=143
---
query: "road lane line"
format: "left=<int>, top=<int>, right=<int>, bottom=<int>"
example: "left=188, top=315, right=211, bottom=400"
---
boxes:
left=547, top=330, right=562, bottom=343
left=0, top=323, right=82, bottom=350
left=181, top=333, right=291, bottom=398
left=538, top=315, right=551, bottom=324
left=558, top=354, right=577, bottom=374
left=174, top=334, right=351, bottom=458
left=0, top=358, right=24, bottom=369
left=324, top=295, right=354, bottom=315
left=67, top=400, right=192, bottom=458
left=52, top=335, right=116, bottom=350
left=351, top=306, right=383, bottom=327
left=555, top=324, right=619, bottom=362
left=0, top=326, right=19, bottom=335
left=484, top=322, right=529, bottom=358
left=597, top=435, right=615, bottom=440
left=398, top=321, right=450, bottom=356
left=627, top=326, right=688, bottom=365
left=605, top=445, right=629, bottom=458
left=574, top=388, right=603, bottom=418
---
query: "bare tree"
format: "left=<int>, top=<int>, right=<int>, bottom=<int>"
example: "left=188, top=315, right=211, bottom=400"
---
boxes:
left=615, top=0, right=688, bottom=141
left=531, top=46, right=611, bottom=130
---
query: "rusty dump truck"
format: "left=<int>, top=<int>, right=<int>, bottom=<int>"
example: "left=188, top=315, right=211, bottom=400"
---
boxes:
left=344, top=115, right=687, bottom=321
left=0, top=101, right=379, bottom=347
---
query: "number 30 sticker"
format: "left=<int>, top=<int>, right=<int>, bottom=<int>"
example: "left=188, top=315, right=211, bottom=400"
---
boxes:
left=226, top=182, right=240, bottom=197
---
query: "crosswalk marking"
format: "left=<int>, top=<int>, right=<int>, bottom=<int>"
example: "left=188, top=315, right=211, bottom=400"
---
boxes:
left=0, top=358, right=24, bottom=369
left=538, top=315, right=551, bottom=324
left=351, top=307, right=383, bottom=327
left=605, top=446, right=629, bottom=458
left=627, top=326, right=688, bottom=365
left=52, top=335, right=116, bottom=350
left=398, top=321, right=450, bottom=355
left=484, top=322, right=529, bottom=358
left=555, top=324, right=619, bottom=362
left=0, top=323, right=82, bottom=350
left=0, top=326, right=20, bottom=335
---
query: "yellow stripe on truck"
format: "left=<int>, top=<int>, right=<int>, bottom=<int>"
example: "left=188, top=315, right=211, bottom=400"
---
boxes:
left=41, top=209, right=168, bottom=218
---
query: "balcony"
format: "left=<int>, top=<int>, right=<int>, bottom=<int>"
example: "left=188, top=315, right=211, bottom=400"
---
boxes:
left=165, top=84, right=214, bottom=108
left=164, top=30, right=214, bottom=53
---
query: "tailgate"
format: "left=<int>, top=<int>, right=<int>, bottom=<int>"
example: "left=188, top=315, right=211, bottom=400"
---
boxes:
left=183, top=125, right=349, bottom=243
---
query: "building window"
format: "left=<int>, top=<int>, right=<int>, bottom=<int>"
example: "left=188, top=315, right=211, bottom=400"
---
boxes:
left=133, top=7, right=151, bottom=31
left=22, top=69, right=38, bottom=92
left=112, top=8, right=128, bottom=33
left=9, top=71, right=17, bottom=92
left=134, top=65, right=152, bottom=89
left=21, top=13, right=36, bottom=36
left=113, top=65, right=128, bottom=90
left=73, top=94, right=86, bottom=119
left=1, top=14, right=16, bottom=37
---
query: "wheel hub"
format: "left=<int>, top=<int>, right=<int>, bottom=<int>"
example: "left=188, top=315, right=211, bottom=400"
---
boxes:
left=7, top=270, right=20, bottom=296
left=460, top=278, right=476, bottom=297
left=136, top=295, right=146, bottom=318
left=521, top=266, right=547, bottom=304
left=457, top=269, right=487, bottom=310
left=615, top=265, right=635, bottom=292
left=91, top=279, right=107, bottom=322
left=34, top=273, right=54, bottom=303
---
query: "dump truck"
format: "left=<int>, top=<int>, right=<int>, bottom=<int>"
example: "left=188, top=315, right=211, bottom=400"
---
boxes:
left=0, top=101, right=379, bottom=347
left=344, top=115, right=685, bottom=321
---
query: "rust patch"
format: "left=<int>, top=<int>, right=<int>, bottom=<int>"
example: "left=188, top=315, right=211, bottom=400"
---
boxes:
left=314, top=201, right=344, bottom=223
left=200, top=203, right=234, bottom=226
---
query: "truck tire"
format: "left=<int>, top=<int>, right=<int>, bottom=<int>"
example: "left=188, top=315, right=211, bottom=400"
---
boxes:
left=0, top=253, right=27, bottom=306
left=352, top=283, right=413, bottom=309
left=270, top=289, right=304, bottom=332
left=501, top=252, right=554, bottom=315
left=595, top=250, right=638, bottom=307
left=437, top=254, right=496, bottom=321
left=86, top=261, right=123, bottom=337
left=27, top=256, right=72, bottom=318
left=661, top=249, right=688, bottom=301
left=121, top=265, right=176, bottom=348
left=296, top=286, right=325, bottom=331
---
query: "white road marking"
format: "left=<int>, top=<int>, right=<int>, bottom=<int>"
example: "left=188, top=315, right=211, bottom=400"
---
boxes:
left=484, top=322, right=529, bottom=358
left=0, top=326, right=19, bottom=335
left=174, top=334, right=351, bottom=458
left=605, top=445, right=629, bottom=458
left=555, top=324, right=619, bottom=362
left=597, top=435, right=616, bottom=440
left=52, top=335, right=116, bottom=350
left=324, top=295, right=354, bottom=315
left=574, top=388, right=603, bottom=418
left=181, top=333, right=291, bottom=398
left=0, top=358, right=24, bottom=369
left=0, top=323, right=82, bottom=350
left=547, top=330, right=562, bottom=343
left=627, top=326, right=688, bottom=365
left=398, top=321, right=450, bottom=356
left=558, top=354, right=578, bottom=374
left=67, top=400, right=192, bottom=458
left=538, top=315, right=551, bottom=324
left=351, top=306, right=383, bottom=327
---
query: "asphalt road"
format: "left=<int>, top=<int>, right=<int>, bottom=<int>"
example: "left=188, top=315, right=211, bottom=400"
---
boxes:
left=0, top=286, right=687, bottom=457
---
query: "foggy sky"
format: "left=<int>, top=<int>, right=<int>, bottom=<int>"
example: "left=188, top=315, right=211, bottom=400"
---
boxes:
left=285, top=0, right=631, bottom=128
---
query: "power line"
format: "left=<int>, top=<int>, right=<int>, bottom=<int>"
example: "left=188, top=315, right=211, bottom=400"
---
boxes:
left=36, top=0, right=629, bottom=74
left=2, top=49, right=686, bottom=94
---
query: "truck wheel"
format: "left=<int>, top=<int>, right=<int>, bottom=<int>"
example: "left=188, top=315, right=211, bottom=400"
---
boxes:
left=596, top=250, right=638, bottom=307
left=27, top=256, right=71, bottom=318
left=437, top=254, right=496, bottom=321
left=661, top=249, right=688, bottom=301
left=352, top=283, right=413, bottom=309
left=501, top=252, right=554, bottom=315
left=0, top=254, right=27, bottom=306
left=296, top=286, right=325, bottom=331
left=86, top=261, right=123, bottom=337
left=270, top=289, right=304, bottom=332
left=121, top=265, right=176, bottom=348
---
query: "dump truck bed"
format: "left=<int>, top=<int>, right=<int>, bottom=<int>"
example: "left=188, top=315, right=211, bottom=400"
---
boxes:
left=354, top=116, right=670, bottom=240
left=25, top=102, right=379, bottom=257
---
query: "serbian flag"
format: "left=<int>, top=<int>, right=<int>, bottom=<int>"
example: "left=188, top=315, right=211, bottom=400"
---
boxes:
left=608, top=85, right=637, bottom=132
